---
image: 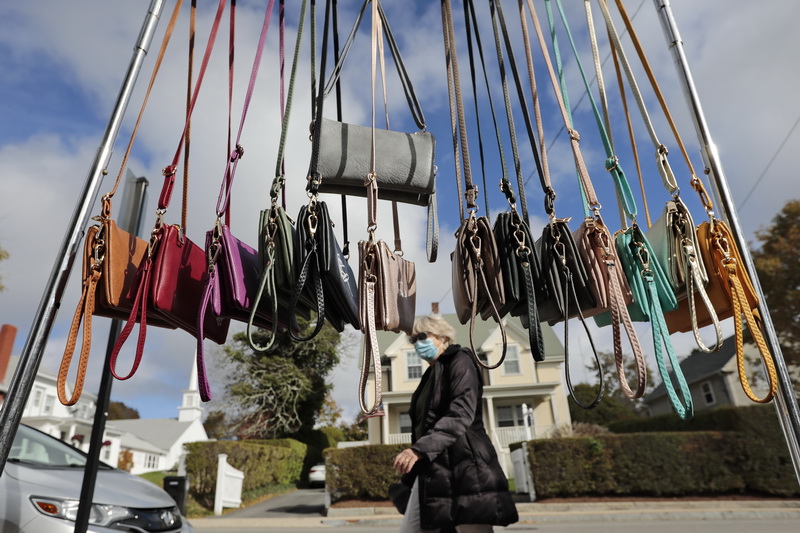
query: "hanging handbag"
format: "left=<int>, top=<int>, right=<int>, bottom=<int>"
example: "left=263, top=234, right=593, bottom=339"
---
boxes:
left=358, top=3, right=417, bottom=414
left=290, top=200, right=360, bottom=340
left=109, top=0, right=231, bottom=382
left=308, top=0, right=438, bottom=262
left=603, top=0, right=778, bottom=404
left=441, top=0, right=507, bottom=370
left=57, top=1, right=185, bottom=406
left=463, top=0, right=546, bottom=362
left=247, top=0, right=314, bottom=352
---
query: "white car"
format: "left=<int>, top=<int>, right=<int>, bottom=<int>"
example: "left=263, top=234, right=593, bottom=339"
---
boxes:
left=308, top=463, right=326, bottom=488
left=0, top=424, right=193, bottom=532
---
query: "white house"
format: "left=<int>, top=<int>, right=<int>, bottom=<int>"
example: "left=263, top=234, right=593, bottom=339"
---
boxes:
left=0, top=349, right=209, bottom=475
left=362, top=313, right=572, bottom=474
left=110, top=367, right=209, bottom=474
left=0, top=355, right=124, bottom=466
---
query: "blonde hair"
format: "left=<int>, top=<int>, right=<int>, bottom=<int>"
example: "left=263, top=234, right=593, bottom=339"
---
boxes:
left=412, top=315, right=456, bottom=348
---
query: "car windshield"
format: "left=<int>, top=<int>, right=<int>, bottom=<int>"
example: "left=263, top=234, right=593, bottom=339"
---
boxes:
left=9, top=425, right=93, bottom=468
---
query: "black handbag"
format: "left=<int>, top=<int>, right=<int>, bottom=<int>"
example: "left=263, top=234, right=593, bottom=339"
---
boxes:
left=493, top=211, right=545, bottom=361
left=388, top=481, right=411, bottom=515
left=535, top=219, right=596, bottom=325
left=290, top=200, right=360, bottom=339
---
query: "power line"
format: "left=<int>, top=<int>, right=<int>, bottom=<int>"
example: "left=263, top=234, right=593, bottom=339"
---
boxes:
left=739, top=111, right=800, bottom=209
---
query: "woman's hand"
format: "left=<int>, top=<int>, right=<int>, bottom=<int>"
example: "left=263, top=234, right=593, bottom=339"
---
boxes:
left=393, top=448, right=421, bottom=475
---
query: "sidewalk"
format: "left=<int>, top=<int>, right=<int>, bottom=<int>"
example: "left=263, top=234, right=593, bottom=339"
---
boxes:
left=189, top=498, right=800, bottom=529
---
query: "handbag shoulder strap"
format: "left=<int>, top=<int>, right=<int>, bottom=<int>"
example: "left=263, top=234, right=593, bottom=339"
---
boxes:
left=157, top=0, right=227, bottom=220
left=214, top=0, right=276, bottom=222
left=57, top=0, right=185, bottom=407
left=544, top=0, right=637, bottom=224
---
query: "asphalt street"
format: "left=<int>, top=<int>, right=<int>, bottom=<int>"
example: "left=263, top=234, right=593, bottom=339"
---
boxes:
left=188, top=489, right=800, bottom=532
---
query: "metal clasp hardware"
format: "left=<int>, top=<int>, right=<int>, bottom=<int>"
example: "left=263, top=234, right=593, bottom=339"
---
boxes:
left=92, top=239, right=106, bottom=270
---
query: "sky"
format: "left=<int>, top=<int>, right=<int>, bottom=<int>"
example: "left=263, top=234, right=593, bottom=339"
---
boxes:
left=0, top=0, right=798, bottom=424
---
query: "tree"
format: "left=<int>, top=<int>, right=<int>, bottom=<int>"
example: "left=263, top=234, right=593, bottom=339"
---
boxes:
left=752, top=199, right=800, bottom=367
left=107, top=401, right=139, bottom=420
left=317, top=392, right=343, bottom=428
left=569, top=350, right=653, bottom=427
left=568, top=383, right=640, bottom=427
left=219, top=318, right=344, bottom=439
left=339, top=416, right=369, bottom=442
left=203, top=410, right=231, bottom=440
left=0, top=245, right=9, bottom=291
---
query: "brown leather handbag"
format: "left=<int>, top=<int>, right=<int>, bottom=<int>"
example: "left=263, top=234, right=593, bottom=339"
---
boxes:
left=57, top=1, right=184, bottom=407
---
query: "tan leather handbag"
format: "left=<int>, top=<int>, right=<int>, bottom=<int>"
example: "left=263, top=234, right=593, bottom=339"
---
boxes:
left=57, top=2, right=184, bottom=407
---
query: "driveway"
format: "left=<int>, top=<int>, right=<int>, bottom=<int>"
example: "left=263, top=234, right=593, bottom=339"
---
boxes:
left=221, top=488, right=326, bottom=519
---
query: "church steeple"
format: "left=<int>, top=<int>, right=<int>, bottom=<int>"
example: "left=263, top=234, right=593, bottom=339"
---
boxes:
left=178, top=353, right=203, bottom=423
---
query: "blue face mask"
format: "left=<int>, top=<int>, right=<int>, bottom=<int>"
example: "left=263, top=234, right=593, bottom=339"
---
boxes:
left=415, top=338, right=439, bottom=363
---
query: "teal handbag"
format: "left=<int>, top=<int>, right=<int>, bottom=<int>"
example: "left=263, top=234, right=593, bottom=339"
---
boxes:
left=595, top=225, right=678, bottom=326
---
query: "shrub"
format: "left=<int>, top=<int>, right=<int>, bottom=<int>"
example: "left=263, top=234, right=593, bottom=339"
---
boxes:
left=184, top=440, right=306, bottom=509
left=324, top=444, right=407, bottom=504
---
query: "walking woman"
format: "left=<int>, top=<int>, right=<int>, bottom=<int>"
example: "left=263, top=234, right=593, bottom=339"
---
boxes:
left=393, top=315, right=518, bottom=532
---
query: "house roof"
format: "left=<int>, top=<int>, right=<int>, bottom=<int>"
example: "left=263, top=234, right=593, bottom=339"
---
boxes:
left=109, top=418, right=195, bottom=451
left=118, top=431, right=166, bottom=454
left=645, top=335, right=736, bottom=402
left=375, top=313, right=564, bottom=356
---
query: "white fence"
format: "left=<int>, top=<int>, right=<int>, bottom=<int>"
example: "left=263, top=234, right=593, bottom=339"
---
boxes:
left=214, top=453, right=244, bottom=516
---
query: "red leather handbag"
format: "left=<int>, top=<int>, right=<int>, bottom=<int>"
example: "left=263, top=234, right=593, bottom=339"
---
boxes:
left=109, top=0, right=230, bottom=382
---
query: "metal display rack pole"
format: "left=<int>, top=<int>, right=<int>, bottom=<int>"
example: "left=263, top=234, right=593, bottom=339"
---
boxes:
left=0, top=0, right=166, bottom=474
left=653, top=0, right=800, bottom=483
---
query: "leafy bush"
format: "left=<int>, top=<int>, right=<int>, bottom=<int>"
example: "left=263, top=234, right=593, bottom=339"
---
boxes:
left=528, top=429, right=798, bottom=498
left=184, top=440, right=306, bottom=509
left=324, top=444, right=406, bottom=503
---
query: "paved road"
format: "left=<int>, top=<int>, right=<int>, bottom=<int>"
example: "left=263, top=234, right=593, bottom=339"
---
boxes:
left=189, top=489, right=800, bottom=532
left=191, top=517, right=800, bottom=533
left=220, top=488, right=327, bottom=519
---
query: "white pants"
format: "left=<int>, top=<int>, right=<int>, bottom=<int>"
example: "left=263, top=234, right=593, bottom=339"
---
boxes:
left=399, top=478, right=494, bottom=533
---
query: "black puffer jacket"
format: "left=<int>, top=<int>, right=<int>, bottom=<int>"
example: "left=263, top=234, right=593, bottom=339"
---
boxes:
left=406, top=344, right=518, bottom=529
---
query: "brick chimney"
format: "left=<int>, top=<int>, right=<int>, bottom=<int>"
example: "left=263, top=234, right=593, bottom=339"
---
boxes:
left=0, top=324, right=17, bottom=384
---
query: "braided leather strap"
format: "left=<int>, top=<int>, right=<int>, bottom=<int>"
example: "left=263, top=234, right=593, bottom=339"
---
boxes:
left=727, top=262, right=778, bottom=403
left=358, top=278, right=383, bottom=414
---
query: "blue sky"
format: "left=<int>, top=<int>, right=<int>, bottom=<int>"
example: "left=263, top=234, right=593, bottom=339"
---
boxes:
left=1, top=0, right=798, bottom=423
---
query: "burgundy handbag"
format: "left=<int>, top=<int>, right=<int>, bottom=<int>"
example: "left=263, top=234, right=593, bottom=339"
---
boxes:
left=109, top=0, right=231, bottom=382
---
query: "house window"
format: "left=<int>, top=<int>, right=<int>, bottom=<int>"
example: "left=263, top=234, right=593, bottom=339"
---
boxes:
left=399, top=412, right=412, bottom=434
left=103, top=448, right=112, bottom=461
left=32, top=388, right=43, bottom=408
left=145, top=454, right=159, bottom=470
left=503, top=344, right=521, bottom=375
left=43, top=395, right=55, bottom=415
left=406, top=350, right=422, bottom=380
left=701, top=381, right=716, bottom=406
left=495, top=405, right=525, bottom=427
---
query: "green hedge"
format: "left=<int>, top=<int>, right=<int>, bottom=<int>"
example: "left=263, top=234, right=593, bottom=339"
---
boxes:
left=528, top=429, right=799, bottom=498
left=608, top=405, right=773, bottom=434
left=184, top=439, right=306, bottom=508
left=606, top=405, right=798, bottom=496
left=324, top=444, right=407, bottom=504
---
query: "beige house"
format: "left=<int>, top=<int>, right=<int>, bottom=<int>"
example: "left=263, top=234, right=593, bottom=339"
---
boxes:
left=363, top=314, right=572, bottom=473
